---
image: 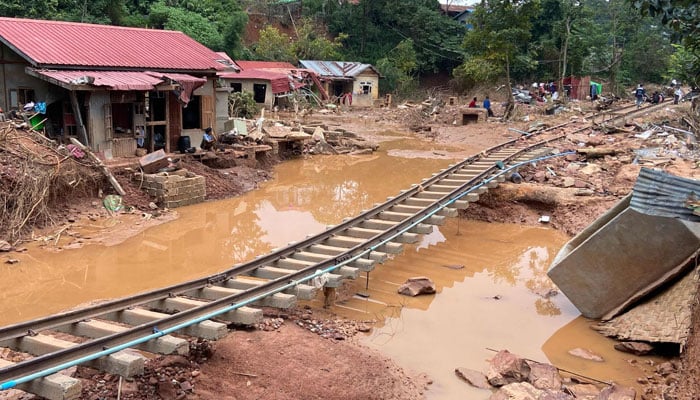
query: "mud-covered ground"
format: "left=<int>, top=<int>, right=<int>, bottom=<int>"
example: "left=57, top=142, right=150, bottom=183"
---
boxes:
left=2, top=98, right=699, bottom=400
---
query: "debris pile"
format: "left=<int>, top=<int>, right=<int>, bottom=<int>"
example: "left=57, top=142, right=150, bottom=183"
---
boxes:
left=455, top=349, right=640, bottom=399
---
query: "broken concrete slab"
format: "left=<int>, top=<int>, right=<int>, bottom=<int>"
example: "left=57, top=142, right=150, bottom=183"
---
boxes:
left=397, top=276, right=436, bottom=296
left=454, top=367, right=491, bottom=389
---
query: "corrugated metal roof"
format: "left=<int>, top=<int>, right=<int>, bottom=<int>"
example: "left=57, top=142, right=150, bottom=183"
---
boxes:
left=30, top=69, right=205, bottom=92
left=298, top=60, right=381, bottom=79
left=236, top=61, right=297, bottom=71
left=0, top=17, right=224, bottom=71
left=630, top=167, right=700, bottom=221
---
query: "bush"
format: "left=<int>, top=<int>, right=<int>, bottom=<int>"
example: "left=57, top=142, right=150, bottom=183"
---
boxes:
left=228, top=92, right=259, bottom=119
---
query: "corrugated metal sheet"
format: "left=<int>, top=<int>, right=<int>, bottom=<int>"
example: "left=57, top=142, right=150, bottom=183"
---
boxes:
left=630, top=167, right=700, bottom=221
left=33, top=69, right=164, bottom=90
left=298, top=60, right=380, bottom=79
left=236, top=61, right=297, bottom=71
left=0, top=17, right=224, bottom=71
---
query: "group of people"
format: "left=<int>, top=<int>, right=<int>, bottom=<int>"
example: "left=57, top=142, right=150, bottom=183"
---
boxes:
left=467, top=96, right=494, bottom=117
left=633, top=82, right=685, bottom=108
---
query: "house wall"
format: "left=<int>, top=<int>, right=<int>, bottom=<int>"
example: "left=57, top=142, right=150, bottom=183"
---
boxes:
left=351, top=71, right=380, bottom=107
left=87, top=91, right=110, bottom=152
left=0, top=43, right=62, bottom=114
left=181, top=78, right=217, bottom=147
left=215, top=87, right=231, bottom=134
left=222, top=78, right=274, bottom=110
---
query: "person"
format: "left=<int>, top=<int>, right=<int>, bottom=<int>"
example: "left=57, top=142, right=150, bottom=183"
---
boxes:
left=483, top=96, right=494, bottom=117
left=674, top=86, right=684, bottom=104
left=200, top=127, right=215, bottom=150
left=651, top=91, right=661, bottom=104
left=634, top=84, right=646, bottom=108
left=468, top=97, right=477, bottom=108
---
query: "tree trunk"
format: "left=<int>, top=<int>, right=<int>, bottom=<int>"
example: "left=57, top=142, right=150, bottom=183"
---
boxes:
left=559, top=16, right=570, bottom=103
left=503, top=54, right=515, bottom=120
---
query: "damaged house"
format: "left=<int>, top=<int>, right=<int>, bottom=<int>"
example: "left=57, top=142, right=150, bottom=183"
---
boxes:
left=0, top=17, right=234, bottom=157
left=298, top=60, right=381, bottom=107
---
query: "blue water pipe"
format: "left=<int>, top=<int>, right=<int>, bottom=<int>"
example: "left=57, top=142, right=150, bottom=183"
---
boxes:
left=0, top=149, right=574, bottom=391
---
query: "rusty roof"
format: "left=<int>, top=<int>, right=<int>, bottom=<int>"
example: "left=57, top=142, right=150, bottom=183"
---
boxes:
left=0, top=17, right=225, bottom=72
left=29, top=69, right=206, bottom=92
left=298, top=60, right=381, bottom=79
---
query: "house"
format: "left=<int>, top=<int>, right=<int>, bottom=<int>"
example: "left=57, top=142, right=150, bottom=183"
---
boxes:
left=298, top=60, right=382, bottom=107
left=0, top=17, right=234, bottom=157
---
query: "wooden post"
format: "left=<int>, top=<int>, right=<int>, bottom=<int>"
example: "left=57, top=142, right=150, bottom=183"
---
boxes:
left=69, top=91, right=89, bottom=146
left=69, top=137, right=126, bottom=196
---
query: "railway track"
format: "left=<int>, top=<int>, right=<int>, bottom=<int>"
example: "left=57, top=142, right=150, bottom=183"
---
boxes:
left=0, top=101, right=662, bottom=399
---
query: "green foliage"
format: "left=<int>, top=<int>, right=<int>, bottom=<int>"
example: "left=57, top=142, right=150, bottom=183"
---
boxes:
left=452, top=57, right=502, bottom=90
left=666, top=45, right=700, bottom=87
left=228, top=92, right=259, bottom=119
left=630, top=0, right=700, bottom=51
left=292, top=19, right=347, bottom=61
left=149, top=2, right=224, bottom=50
left=376, top=39, right=418, bottom=97
left=253, top=25, right=296, bottom=62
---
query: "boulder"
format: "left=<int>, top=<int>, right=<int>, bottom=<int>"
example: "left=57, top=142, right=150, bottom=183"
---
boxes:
left=397, top=277, right=436, bottom=296
left=488, top=382, right=543, bottom=400
left=526, top=361, right=562, bottom=390
left=486, top=350, right=531, bottom=387
left=455, top=367, right=492, bottom=389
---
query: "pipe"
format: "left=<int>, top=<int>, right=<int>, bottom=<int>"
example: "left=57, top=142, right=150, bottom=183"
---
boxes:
left=0, top=150, right=574, bottom=391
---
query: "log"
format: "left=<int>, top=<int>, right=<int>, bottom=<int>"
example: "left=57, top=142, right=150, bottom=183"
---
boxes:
left=69, top=137, right=126, bottom=196
left=576, top=147, right=616, bottom=158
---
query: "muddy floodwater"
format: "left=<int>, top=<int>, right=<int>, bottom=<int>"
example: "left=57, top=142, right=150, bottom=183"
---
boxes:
left=0, top=137, right=661, bottom=398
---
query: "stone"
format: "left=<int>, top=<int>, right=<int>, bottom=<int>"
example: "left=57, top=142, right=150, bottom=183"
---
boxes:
left=526, top=361, right=562, bottom=390
left=567, top=348, right=604, bottom=362
left=149, top=202, right=158, bottom=210
left=455, top=367, right=492, bottom=389
left=0, top=240, right=11, bottom=252
left=538, top=393, right=575, bottom=400
left=598, top=383, right=636, bottom=399
left=579, top=163, right=602, bottom=175
left=489, top=382, right=543, bottom=400
left=574, top=179, right=588, bottom=188
left=533, top=171, right=547, bottom=182
left=564, top=383, right=601, bottom=398
left=562, top=177, right=575, bottom=187
left=614, top=341, right=654, bottom=356
left=397, top=277, right=436, bottom=296
left=656, top=362, right=676, bottom=376
left=179, top=380, right=193, bottom=391
left=156, top=381, right=177, bottom=400
left=486, top=350, right=531, bottom=387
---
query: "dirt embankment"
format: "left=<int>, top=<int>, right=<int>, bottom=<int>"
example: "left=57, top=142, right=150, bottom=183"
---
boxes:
left=2, top=99, right=699, bottom=399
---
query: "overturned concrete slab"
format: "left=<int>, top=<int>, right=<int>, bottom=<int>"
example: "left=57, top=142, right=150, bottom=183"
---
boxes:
left=548, top=168, right=700, bottom=319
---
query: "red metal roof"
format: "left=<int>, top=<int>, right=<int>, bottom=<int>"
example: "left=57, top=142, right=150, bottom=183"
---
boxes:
left=0, top=17, right=225, bottom=71
left=235, top=61, right=298, bottom=71
left=30, top=69, right=205, bottom=92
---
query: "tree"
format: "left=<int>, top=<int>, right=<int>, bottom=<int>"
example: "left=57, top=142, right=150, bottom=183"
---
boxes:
left=291, top=19, right=347, bottom=61
left=253, top=26, right=296, bottom=62
left=376, top=39, right=418, bottom=97
left=458, top=0, right=541, bottom=118
left=149, top=2, right=225, bottom=50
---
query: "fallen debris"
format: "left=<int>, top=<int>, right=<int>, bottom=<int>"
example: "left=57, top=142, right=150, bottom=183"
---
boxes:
left=397, top=276, right=436, bottom=296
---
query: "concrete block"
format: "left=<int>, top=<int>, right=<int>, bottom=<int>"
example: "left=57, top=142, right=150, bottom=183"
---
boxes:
left=101, top=308, right=228, bottom=341
left=147, top=297, right=262, bottom=326
left=0, top=359, right=82, bottom=400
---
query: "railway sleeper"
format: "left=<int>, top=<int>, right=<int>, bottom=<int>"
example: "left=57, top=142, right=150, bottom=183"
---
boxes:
left=101, top=308, right=228, bottom=341
left=323, top=235, right=404, bottom=254
left=144, top=297, right=262, bottom=326
left=0, top=335, right=144, bottom=378
left=292, top=251, right=377, bottom=271
left=308, top=244, right=389, bottom=263
left=0, top=358, right=81, bottom=400
left=223, top=276, right=318, bottom=301
left=189, top=286, right=296, bottom=309
left=53, top=319, right=188, bottom=356
left=274, top=258, right=360, bottom=280
left=251, top=266, right=344, bottom=289
left=343, top=227, right=420, bottom=243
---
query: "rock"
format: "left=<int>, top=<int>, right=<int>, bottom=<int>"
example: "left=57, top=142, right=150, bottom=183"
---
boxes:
left=397, top=277, right=436, bottom=296
left=5, top=259, right=19, bottom=264
left=564, top=383, right=601, bottom=398
left=579, top=163, right=602, bottom=175
left=156, top=381, right=177, bottom=400
left=487, top=350, right=531, bottom=387
left=158, top=355, right=190, bottom=368
left=526, top=361, right=562, bottom=390
left=574, top=179, right=588, bottom=188
left=489, top=382, right=543, bottom=400
left=0, top=240, right=11, bottom=252
left=455, top=367, right=492, bottom=389
left=357, top=324, right=372, bottom=333
left=574, top=189, right=594, bottom=196
left=312, top=126, right=325, bottom=142
left=179, top=380, right=193, bottom=391
left=567, top=348, right=604, bottom=362
left=598, top=383, right=636, bottom=399
left=538, top=393, right=575, bottom=400
left=149, top=202, right=158, bottom=210
left=614, top=341, right=654, bottom=355
left=120, top=380, right=140, bottom=396
left=348, top=148, right=373, bottom=156
left=562, top=177, right=575, bottom=187
left=533, top=171, right=547, bottom=182
left=656, top=361, right=676, bottom=376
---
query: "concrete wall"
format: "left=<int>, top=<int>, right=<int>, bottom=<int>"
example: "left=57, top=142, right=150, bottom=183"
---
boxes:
left=220, top=78, right=274, bottom=110
left=352, top=71, right=380, bottom=100
left=215, top=87, right=230, bottom=134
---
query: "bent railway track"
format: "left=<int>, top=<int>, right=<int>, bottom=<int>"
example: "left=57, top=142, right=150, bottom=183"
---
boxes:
left=0, top=101, right=666, bottom=399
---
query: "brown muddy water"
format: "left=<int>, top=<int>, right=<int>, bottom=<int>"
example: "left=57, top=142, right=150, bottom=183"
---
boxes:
left=0, top=137, right=661, bottom=398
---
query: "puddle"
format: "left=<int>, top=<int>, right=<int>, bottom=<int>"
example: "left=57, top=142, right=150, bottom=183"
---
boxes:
left=0, top=137, right=664, bottom=397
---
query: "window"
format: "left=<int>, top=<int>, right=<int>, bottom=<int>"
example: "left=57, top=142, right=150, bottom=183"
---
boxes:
left=8, top=88, right=35, bottom=108
left=253, top=84, right=266, bottom=103
left=359, top=81, right=373, bottom=95
left=182, top=95, right=201, bottom=129
left=230, top=83, right=242, bottom=93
